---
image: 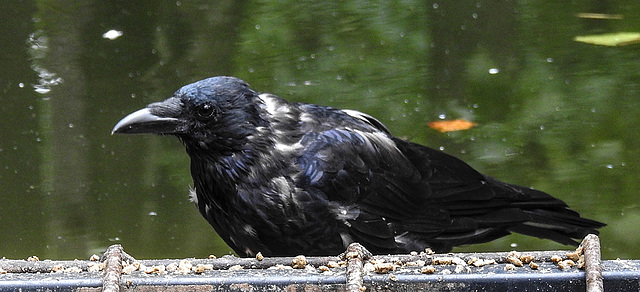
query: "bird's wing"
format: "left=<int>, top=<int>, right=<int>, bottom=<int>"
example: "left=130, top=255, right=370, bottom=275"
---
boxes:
left=294, top=108, right=515, bottom=252
left=293, top=106, right=603, bottom=253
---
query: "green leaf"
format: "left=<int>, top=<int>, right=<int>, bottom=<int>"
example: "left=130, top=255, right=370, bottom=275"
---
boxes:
left=574, top=32, right=640, bottom=46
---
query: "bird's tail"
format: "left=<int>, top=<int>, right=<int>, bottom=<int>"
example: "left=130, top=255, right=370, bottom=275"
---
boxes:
left=509, top=208, right=603, bottom=245
left=495, top=179, right=606, bottom=245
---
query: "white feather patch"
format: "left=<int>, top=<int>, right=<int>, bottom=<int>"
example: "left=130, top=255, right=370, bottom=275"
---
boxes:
left=188, top=187, right=198, bottom=204
left=272, top=176, right=291, bottom=195
left=330, top=203, right=360, bottom=221
left=300, top=112, right=315, bottom=123
left=340, top=232, right=354, bottom=248
left=274, top=140, right=303, bottom=153
left=394, top=232, right=410, bottom=245
left=342, top=109, right=369, bottom=122
left=342, top=109, right=390, bottom=133
left=259, top=93, right=289, bottom=118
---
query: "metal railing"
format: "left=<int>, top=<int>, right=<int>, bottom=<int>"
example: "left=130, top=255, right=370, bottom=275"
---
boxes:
left=1, top=234, right=637, bottom=291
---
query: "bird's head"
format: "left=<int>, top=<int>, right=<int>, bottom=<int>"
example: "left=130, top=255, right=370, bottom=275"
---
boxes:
left=112, top=76, right=266, bottom=154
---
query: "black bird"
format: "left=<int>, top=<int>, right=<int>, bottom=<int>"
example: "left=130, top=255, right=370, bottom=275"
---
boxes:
left=112, top=76, right=604, bottom=257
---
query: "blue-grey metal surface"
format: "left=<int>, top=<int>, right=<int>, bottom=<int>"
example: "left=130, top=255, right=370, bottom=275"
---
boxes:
left=1, top=259, right=638, bottom=291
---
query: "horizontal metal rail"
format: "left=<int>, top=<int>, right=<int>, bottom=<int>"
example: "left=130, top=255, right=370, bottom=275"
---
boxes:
left=0, top=235, right=636, bottom=291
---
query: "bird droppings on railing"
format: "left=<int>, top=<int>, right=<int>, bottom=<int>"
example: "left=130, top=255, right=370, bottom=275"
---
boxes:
left=0, top=235, right=636, bottom=291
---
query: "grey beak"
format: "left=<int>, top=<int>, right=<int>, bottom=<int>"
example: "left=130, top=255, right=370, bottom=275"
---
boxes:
left=112, top=97, right=185, bottom=135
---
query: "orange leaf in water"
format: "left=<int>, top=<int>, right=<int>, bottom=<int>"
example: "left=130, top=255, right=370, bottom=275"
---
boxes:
left=428, top=119, right=477, bottom=133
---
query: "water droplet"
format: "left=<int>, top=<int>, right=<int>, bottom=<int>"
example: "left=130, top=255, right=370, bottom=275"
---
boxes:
left=102, top=29, right=123, bottom=40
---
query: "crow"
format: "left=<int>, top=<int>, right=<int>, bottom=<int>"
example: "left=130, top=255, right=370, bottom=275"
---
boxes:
left=112, top=76, right=605, bottom=257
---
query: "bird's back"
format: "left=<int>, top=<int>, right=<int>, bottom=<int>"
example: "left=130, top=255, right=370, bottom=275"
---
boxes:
left=254, top=97, right=604, bottom=255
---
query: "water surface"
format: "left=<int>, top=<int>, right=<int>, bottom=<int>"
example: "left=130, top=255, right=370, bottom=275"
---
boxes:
left=1, top=1, right=639, bottom=260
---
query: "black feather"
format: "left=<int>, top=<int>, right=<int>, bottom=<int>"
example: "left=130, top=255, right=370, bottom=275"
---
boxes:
left=112, top=76, right=605, bottom=256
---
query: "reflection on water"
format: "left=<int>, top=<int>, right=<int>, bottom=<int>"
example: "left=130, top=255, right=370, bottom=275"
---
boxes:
left=0, top=0, right=639, bottom=260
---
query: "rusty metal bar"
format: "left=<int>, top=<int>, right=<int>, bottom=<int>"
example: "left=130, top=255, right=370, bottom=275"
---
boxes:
left=101, top=244, right=124, bottom=292
left=342, top=243, right=372, bottom=292
left=583, top=234, right=603, bottom=292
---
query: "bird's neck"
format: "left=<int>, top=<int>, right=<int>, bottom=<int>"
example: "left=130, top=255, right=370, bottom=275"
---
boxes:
left=184, top=131, right=281, bottom=207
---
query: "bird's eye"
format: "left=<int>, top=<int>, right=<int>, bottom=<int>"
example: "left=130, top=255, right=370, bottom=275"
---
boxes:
left=196, top=104, right=216, bottom=121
